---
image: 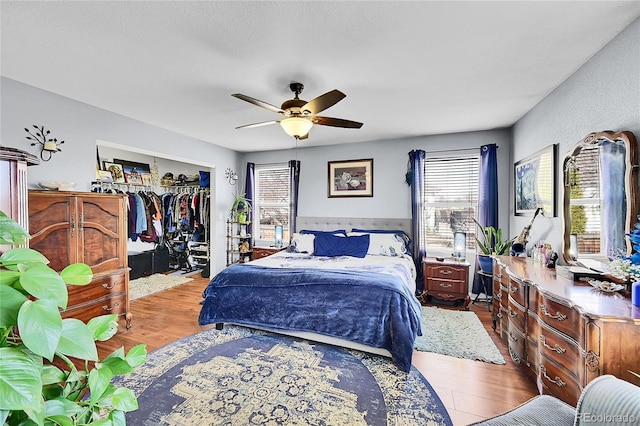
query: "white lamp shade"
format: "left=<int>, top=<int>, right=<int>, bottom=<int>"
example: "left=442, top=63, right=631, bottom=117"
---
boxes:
left=280, top=117, right=313, bottom=138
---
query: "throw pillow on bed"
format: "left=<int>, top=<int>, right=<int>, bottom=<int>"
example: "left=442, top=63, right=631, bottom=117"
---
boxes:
left=313, top=233, right=369, bottom=258
left=289, top=233, right=315, bottom=254
left=348, top=232, right=407, bottom=256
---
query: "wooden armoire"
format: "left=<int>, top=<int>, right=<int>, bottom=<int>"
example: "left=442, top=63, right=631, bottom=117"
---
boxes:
left=28, top=190, right=131, bottom=328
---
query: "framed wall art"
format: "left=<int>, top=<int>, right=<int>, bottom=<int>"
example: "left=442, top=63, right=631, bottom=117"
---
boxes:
left=328, top=158, right=373, bottom=198
left=112, top=159, right=151, bottom=175
left=102, top=162, right=125, bottom=183
left=514, top=144, right=557, bottom=217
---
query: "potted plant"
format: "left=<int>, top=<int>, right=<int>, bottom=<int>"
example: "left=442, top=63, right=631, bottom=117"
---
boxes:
left=472, top=218, right=515, bottom=274
left=0, top=211, right=146, bottom=425
left=231, top=193, right=251, bottom=224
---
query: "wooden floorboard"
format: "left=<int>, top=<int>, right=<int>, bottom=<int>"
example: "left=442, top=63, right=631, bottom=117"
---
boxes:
left=97, top=275, right=538, bottom=425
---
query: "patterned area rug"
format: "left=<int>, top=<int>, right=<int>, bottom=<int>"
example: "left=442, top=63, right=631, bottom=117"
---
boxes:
left=129, top=274, right=193, bottom=300
left=116, top=325, right=452, bottom=425
left=414, top=306, right=506, bottom=364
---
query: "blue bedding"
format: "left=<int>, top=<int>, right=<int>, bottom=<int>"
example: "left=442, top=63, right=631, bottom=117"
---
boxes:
left=198, top=263, right=422, bottom=372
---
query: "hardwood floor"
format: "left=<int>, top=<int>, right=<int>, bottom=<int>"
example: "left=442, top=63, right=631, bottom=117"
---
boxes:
left=98, top=275, right=538, bottom=425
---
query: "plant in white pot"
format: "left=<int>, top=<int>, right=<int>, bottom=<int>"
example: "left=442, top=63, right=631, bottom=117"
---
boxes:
left=472, top=218, right=515, bottom=274
left=0, top=211, right=146, bottom=425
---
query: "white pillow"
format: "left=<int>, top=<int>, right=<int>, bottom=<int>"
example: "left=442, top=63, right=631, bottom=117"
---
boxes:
left=289, top=233, right=315, bottom=254
left=348, top=232, right=407, bottom=256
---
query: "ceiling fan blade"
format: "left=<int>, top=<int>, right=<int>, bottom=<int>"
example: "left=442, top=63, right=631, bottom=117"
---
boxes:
left=232, top=93, right=284, bottom=114
left=301, top=89, right=346, bottom=115
left=235, top=120, right=279, bottom=129
left=313, top=116, right=363, bottom=129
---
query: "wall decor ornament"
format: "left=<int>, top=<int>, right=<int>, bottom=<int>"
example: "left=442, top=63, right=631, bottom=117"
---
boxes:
left=328, top=158, right=373, bottom=197
left=24, top=124, right=64, bottom=161
left=514, top=144, right=557, bottom=216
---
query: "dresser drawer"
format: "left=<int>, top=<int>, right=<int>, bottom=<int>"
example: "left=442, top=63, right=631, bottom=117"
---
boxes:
left=425, top=264, right=467, bottom=281
left=61, top=294, right=127, bottom=323
left=531, top=291, right=586, bottom=346
left=507, top=297, right=526, bottom=332
left=539, top=358, right=582, bottom=406
left=507, top=276, right=527, bottom=306
left=426, top=278, right=466, bottom=294
left=66, top=273, right=127, bottom=307
left=507, top=319, right=525, bottom=365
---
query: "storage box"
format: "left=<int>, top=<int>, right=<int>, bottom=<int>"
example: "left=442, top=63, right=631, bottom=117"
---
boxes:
left=152, top=245, right=171, bottom=274
left=128, top=251, right=153, bottom=279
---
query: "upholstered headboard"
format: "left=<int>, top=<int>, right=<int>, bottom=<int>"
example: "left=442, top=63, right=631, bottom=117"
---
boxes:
left=295, top=217, right=413, bottom=241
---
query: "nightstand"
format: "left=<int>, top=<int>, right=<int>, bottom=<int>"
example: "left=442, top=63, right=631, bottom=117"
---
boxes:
left=253, top=246, right=285, bottom=260
left=423, top=257, right=470, bottom=310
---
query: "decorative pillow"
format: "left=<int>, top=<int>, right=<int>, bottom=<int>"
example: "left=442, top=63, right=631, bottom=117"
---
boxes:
left=288, top=233, right=315, bottom=254
left=313, top=233, right=369, bottom=258
left=348, top=232, right=407, bottom=256
left=351, top=228, right=412, bottom=255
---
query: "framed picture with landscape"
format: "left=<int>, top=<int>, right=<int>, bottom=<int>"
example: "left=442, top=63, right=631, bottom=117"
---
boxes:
left=514, top=144, right=557, bottom=217
left=103, top=161, right=125, bottom=183
left=328, top=158, right=373, bottom=198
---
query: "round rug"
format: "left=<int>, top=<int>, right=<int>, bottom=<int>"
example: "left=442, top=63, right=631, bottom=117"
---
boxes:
left=117, top=325, right=452, bottom=425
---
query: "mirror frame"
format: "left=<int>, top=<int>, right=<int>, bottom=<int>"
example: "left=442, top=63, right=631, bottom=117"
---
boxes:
left=562, top=131, right=638, bottom=264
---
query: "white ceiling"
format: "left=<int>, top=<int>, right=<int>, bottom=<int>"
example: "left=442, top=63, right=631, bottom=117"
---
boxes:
left=2, top=1, right=639, bottom=153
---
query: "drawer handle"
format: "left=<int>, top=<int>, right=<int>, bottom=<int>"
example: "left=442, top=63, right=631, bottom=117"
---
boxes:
left=102, top=283, right=115, bottom=289
left=439, top=270, right=453, bottom=275
left=540, top=305, right=567, bottom=321
left=508, top=332, right=518, bottom=343
left=496, top=312, right=502, bottom=319
left=494, top=292, right=501, bottom=300
left=540, top=365, right=566, bottom=388
left=509, top=346, right=521, bottom=365
left=439, top=282, right=453, bottom=288
left=539, top=335, right=566, bottom=354
left=102, top=301, right=121, bottom=312
left=508, top=308, right=518, bottom=318
left=509, top=285, right=518, bottom=293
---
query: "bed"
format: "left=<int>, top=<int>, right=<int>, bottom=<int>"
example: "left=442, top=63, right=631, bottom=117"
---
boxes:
left=198, top=217, right=422, bottom=372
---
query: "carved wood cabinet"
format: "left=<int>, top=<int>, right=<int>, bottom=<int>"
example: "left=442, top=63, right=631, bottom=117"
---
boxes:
left=492, top=256, right=640, bottom=406
left=423, top=258, right=471, bottom=310
left=28, top=190, right=131, bottom=328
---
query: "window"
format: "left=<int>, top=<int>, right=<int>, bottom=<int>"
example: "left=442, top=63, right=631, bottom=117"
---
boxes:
left=420, top=155, right=480, bottom=258
left=254, top=164, right=290, bottom=246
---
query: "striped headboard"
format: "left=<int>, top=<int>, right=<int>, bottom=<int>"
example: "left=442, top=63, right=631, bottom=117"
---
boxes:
left=295, top=217, right=413, bottom=241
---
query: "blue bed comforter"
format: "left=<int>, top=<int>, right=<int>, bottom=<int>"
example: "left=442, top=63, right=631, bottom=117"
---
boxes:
left=198, top=263, right=422, bottom=372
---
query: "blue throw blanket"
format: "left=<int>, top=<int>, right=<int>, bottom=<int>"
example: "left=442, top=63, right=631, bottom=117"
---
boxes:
left=198, top=264, right=422, bottom=372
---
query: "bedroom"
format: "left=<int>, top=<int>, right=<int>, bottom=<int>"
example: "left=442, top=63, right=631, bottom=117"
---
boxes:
left=1, top=1, right=639, bottom=425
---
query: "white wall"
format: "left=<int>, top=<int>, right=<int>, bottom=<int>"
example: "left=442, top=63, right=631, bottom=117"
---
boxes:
left=1, top=77, right=240, bottom=274
left=511, top=17, right=640, bottom=259
left=242, top=129, right=513, bottom=233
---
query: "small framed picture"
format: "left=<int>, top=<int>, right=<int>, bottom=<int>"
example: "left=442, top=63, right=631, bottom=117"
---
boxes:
left=328, top=158, right=373, bottom=197
left=103, top=162, right=125, bottom=183
left=141, top=173, right=153, bottom=186
left=113, top=159, right=151, bottom=175
left=99, top=170, right=114, bottom=183
left=125, top=172, right=143, bottom=185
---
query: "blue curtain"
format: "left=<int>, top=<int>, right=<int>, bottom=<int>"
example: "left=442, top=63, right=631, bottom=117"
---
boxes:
left=600, top=141, right=626, bottom=259
left=244, top=162, right=255, bottom=236
left=409, top=150, right=425, bottom=295
left=472, top=144, right=498, bottom=295
left=289, top=160, right=301, bottom=236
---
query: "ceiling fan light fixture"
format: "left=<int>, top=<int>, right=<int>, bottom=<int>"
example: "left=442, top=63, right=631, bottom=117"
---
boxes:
left=280, top=117, right=313, bottom=139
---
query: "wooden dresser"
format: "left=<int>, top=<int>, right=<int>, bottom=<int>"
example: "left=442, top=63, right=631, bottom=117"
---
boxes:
left=492, top=256, right=640, bottom=406
left=423, top=257, right=471, bottom=310
left=253, top=246, right=284, bottom=260
left=28, top=190, right=131, bottom=328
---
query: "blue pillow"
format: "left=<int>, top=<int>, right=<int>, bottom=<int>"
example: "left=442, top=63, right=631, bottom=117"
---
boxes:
left=313, top=233, right=369, bottom=258
left=300, top=229, right=347, bottom=236
left=351, top=228, right=413, bottom=256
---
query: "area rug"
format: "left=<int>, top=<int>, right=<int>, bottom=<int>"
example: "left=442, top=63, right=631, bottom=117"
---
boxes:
left=414, top=306, right=506, bottom=364
left=116, top=325, right=452, bottom=425
left=129, top=274, right=193, bottom=300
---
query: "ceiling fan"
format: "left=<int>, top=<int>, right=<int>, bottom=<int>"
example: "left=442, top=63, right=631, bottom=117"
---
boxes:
left=232, top=82, right=363, bottom=140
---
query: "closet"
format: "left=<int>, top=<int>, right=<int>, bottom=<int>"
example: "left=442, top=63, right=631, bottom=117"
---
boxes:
left=28, top=190, right=131, bottom=328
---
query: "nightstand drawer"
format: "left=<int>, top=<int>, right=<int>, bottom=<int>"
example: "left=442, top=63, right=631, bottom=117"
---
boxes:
left=426, top=278, right=466, bottom=294
left=425, top=264, right=467, bottom=281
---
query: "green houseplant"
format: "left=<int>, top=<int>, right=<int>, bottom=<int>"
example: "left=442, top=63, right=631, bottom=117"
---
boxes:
left=0, top=212, right=146, bottom=426
left=231, top=193, right=251, bottom=224
left=472, top=218, right=515, bottom=273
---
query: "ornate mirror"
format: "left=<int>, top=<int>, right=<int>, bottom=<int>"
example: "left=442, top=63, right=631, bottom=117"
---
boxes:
left=562, top=131, right=638, bottom=264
